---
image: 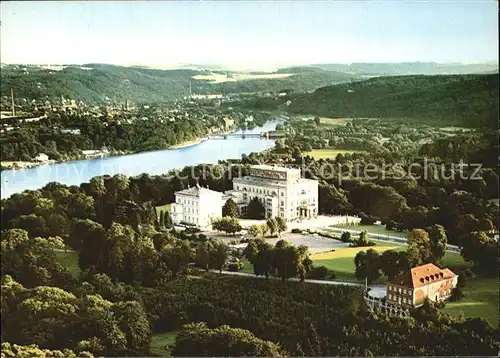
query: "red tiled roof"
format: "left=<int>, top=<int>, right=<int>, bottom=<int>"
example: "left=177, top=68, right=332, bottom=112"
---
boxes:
left=389, top=263, right=456, bottom=289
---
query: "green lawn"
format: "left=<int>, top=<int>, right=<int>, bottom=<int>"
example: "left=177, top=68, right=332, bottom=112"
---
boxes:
left=155, top=203, right=172, bottom=217
left=310, top=242, right=469, bottom=283
left=442, top=277, right=499, bottom=328
left=319, top=117, right=351, bottom=126
left=55, top=251, right=80, bottom=278
left=330, top=223, right=408, bottom=238
left=150, top=331, right=179, bottom=357
left=304, top=149, right=364, bottom=159
left=239, top=258, right=254, bottom=274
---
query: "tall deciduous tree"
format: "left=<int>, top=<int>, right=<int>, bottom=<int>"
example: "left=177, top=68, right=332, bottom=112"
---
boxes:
left=354, top=249, right=381, bottom=284
left=407, top=229, right=433, bottom=267
left=275, top=217, right=287, bottom=236
left=425, top=224, right=447, bottom=263
left=222, top=198, right=238, bottom=218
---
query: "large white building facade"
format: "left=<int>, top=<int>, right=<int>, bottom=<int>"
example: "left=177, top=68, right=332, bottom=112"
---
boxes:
left=230, top=165, right=318, bottom=221
left=171, top=185, right=223, bottom=229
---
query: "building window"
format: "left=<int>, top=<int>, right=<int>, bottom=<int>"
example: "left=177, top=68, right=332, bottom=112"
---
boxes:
left=281, top=201, right=284, bottom=206
left=281, top=192, right=284, bottom=197
left=280, top=213, right=284, bottom=217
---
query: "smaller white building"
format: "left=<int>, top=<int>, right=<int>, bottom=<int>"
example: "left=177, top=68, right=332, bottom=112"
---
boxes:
left=171, top=185, right=224, bottom=229
left=34, top=153, right=49, bottom=162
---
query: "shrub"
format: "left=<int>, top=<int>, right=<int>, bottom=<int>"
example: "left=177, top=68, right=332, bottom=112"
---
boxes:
left=307, top=266, right=329, bottom=280
left=385, top=220, right=397, bottom=230
left=227, top=261, right=244, bottom=272
left=340, top=231, right=352, bottom=242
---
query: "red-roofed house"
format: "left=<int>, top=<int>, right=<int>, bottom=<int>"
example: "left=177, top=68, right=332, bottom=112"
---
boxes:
left=386, top=263, right=458, bottom=307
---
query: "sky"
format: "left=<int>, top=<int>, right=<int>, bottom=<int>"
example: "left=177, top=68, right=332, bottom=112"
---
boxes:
left=1, top=1, right=498, bottom=70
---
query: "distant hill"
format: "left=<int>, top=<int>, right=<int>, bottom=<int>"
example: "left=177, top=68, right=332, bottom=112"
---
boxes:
left=312, top=62, right=499, bottom=76
left=0, top=64, right=358, bottom=104
left=287, top=74, right=499, bottom=127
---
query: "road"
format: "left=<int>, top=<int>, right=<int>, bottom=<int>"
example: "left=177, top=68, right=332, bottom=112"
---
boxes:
left=327, top=227, right=461, bottom=253
left=202, top=269, right=387, bottom=298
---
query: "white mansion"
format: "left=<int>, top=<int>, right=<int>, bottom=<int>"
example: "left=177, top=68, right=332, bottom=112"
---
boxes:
left=229, top=165, right=318, bottom=220
left=171, top=185, right=223, bottom=229
left=170, top=165, right=319, bottom=229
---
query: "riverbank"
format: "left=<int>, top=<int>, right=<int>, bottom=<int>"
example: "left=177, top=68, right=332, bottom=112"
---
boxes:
left=1, top=119, right=282, bottom=198
left=1, top=160, right=56, bottom=171
left=169, top=137, right=209, bottom=149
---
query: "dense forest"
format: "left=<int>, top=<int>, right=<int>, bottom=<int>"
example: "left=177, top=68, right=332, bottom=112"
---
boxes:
left=0, top=64, right=357, bottom=104
left=286, top=74, right=499, bottom=127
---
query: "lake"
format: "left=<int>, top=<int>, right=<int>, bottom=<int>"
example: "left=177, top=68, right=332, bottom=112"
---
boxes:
left=1, top=120, right=281, bottom=198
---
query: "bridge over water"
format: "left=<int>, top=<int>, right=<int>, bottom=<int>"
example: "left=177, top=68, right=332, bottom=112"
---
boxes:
left=209, top=130, right=286, bottom=140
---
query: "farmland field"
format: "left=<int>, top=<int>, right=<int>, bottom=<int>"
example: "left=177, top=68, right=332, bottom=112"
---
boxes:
left=304, top=149, right=364, bottom=159
left=192, top=72, right=295, bottom=84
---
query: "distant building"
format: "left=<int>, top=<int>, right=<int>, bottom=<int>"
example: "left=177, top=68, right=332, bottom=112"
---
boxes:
left=81, top=146, right=109, bottom=159
left=34, top=153, right=49, bottom=162
left=231, top=165, right=318, bottom=220
left=386, top=263, right=458, bottom=307
left=223, top=116, right=234, bottom=130
left=171, top=184, right=224, bottom=229
left=61, top=128, right=81, bottom=135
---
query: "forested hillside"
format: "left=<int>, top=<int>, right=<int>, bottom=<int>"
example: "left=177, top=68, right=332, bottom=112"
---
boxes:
left=287, top=74, right=499, bottom=127
left=312, top=62, right=499, bottom=76
left=0, top=64, right=356, bottom=104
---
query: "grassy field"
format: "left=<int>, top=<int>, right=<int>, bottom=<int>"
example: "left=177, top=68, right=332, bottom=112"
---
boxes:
left=55, top=251, right=80, bottom=278
left=150, top=331, right=179, bottom=356
left=155, top=203, right=172, bottom=217
left=331, top=223, right=408, bottom=238
left=304, top=149, right=364, bottom=159
left=319, top=117, right=351, bottom=126
left=309, top=242, right=469, bottom=283
left=442, top=277, right=499, bottom=328
left=311, top=241, right=403, bottom=282
left=192, top=73, right=295, bottom=84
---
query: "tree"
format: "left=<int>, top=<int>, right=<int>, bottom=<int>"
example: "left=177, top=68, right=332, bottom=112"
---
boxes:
left=172, top=323, right=283, bottom=357
left=449, top=274, right=466, bottom=301
left=159, top=210, right=165, bottom=227
left=273, top=240, right=312, bottom=281
left=222, top=198, right=238, bottom=218
left=246, top=197, right=265, bottom=219
left=341, top=231, right=351, bottom=242
left=161, top=239, right=192, bottom=278
left=243, top=239, right=274, bottom=279
left=275, top=216, right=287, bottom=236
left=354, top=249, right=381, bottom=284
left=112, top=301, right=151, bottom=350
left=1, top=229, right=73, bottom=288
left=164, top=211, right=173, bottom=229
left=407, top=229, right=433, bottom=267
left=195, top=241, right=212, bottom=271
left=209, top=239, right=229, bottom=273
left=425, top=224, right=447, bottom=263
left=380, top=250, right=409, bottom=280
left=266, top=218, right=278, bottom=237
left=212, top=217, right=242, bottom=235
left=248, top=224, right=264, bottom=238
